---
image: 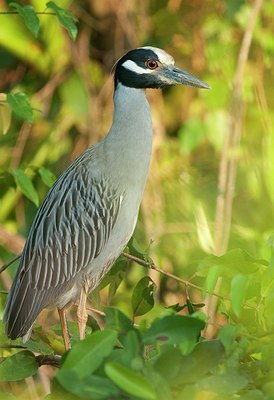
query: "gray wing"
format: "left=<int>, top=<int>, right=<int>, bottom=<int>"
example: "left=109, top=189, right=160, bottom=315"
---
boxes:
left=4, top=148, right=122, bottom=339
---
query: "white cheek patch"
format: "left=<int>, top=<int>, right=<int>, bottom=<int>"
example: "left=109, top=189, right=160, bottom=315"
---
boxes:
left=121, top=59, right=155, bottom=74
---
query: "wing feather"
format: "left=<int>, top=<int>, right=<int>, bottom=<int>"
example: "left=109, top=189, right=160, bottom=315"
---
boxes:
left=4, top=148, right=123, bottom=339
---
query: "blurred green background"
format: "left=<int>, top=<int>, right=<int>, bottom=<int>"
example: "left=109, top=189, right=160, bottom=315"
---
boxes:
left=1, top=0, right=274, bottom=398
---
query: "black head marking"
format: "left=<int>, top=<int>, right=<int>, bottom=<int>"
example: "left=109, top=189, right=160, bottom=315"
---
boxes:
left=113, top=48, right=164, bottom=89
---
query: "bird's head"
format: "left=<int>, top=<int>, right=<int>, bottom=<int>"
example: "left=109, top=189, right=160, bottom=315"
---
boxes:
left=113, top=46, right=210, bottom=90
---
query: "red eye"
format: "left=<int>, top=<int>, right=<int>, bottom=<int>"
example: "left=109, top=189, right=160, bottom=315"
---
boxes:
left=146, top=59, right=158, bottom=70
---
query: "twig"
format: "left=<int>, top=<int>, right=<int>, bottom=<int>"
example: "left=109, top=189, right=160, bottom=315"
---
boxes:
left=122, top=252, right=225, bottom=300
left=0, top=344, right=27, bottom=349
left=0, top=11, right=56, bottom=15
left=0, top=246, right=257, bottom=310
left=11, top=122, right=32, bottom=169
left=122, top=251, right=258, bottom=311
left=0, top=255, right=21, bottom=274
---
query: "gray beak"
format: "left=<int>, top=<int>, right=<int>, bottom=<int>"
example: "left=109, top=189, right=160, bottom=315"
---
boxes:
left=161, top=65, right=211, bottom=89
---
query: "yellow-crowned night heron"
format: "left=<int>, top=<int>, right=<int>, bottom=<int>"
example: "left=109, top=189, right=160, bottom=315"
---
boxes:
left=3, top=47, right=210, bottom=349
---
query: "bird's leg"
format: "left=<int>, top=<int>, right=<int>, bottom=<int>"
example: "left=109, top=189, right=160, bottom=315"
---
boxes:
left=77, top=287, right=88, bottom=340
left=58, top=307, right=71, bottom=351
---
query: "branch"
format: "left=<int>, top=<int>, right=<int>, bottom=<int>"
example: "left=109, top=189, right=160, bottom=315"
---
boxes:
left=0, top=255, right=21, bottom=274
left=207, top=0, right=263, bottom=339
left=0, top=344, right=26, bottom=349
left=0, top=11, right=56, bottom=15
left=214, top=0, right=264, bottom=255
left=36, top=354, right=61, bottom=368
left=122, top=252, right=226, bottom=301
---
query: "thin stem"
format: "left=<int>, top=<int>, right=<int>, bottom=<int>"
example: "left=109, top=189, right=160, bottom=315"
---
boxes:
left=0, top=255, right=21, bottom=274
left=0, top=11, right=56, bottom=15
left=122, top=252, right=227, bottom=302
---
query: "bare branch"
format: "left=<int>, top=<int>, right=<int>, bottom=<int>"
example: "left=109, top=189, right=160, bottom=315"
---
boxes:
left=0, top=255, right=21, bottom=275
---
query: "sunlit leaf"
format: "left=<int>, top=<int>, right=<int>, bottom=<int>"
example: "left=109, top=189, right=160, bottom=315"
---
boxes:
left=0, top=351, right=38, bottom=381
left=12, top=168, right=39, bottom=206
left=0, top=93, right=12, bottom=134
left=230, top=274, right=249, bottom=318
left=105, top=361, right=157, bottom=400
left=9, top=3, right=40, bottom=37
left=194, top=203, right=214, bottom=253
left=57, top=329, right=117, bottom=379
left=132, top=276, right=156, bottom=317
left=38, top=166, right=56, bottom=187
left=197, top=374, right=248, bottom=395
left=7, top=92, right=33, bottom=123
left=218, top=324, right=242, bottom=354
left=46, top=1, right=78, bottom=40
left=199, top=248, right=268, bottom=276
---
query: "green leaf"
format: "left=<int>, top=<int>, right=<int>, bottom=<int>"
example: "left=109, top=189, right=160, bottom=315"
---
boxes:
left=204, top=264, right=220, bottom=293
left=55, top=370, right=119, bottom=399
left=0, top=391, right=17, bottom=400
left=9, top=3, right=40, bottom=37
left=199, top=248, right=268, bottom=276
left=166, top=303, right=185, bottom=312
left=46, top=1, right=78, bottom=40
left=0, top=350, right=38, bottom=381
left=38, top=167, right=56, bottom=187
left=108, top=272, right=124, bottom=304
left=7, top=92, right=33, bottom=123
left=24, top=339, right=54, bottom=355
left=97, top=257, right=126, bottom=291
left=105, top=306, right=133, bottom=333
left=197, top=374, right=248, bottom=395
left=57, top=329, right=117, bottom=379
left=186, top=297, right=195, bottom=314
left=105, top=361, right=157, bottom=400
left=239, top=390, right=265, bottom=400
left=218, top=324, right=242, bottom=354
left=0, top=93, right=12, bottom=135
left=132, top=276, right=156, bottom=317
left=128, top=236, right=150, bottom=260
left=155, top=340, right=224, bottom=385
left=230, top=274, right=249, bottom=318
left=13, top=168, right=39, bottom=206
left=143, top=314, right=205, bottom=345
left=118, top=330, right=142, bottom=367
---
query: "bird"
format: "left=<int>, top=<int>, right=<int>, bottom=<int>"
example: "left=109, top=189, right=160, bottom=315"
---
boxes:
left=3, top=47, right=210, bottom=350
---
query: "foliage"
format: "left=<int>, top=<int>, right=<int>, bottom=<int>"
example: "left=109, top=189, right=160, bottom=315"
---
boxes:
left=1, top=0, right=274, bottom=399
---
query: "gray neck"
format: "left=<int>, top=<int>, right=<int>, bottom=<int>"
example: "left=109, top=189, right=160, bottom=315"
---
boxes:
left=104, top=84, right=153, bottom=191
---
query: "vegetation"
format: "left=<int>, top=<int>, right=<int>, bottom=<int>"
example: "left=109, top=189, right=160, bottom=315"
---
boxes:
left=1, top=0, right=274, bottom=398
